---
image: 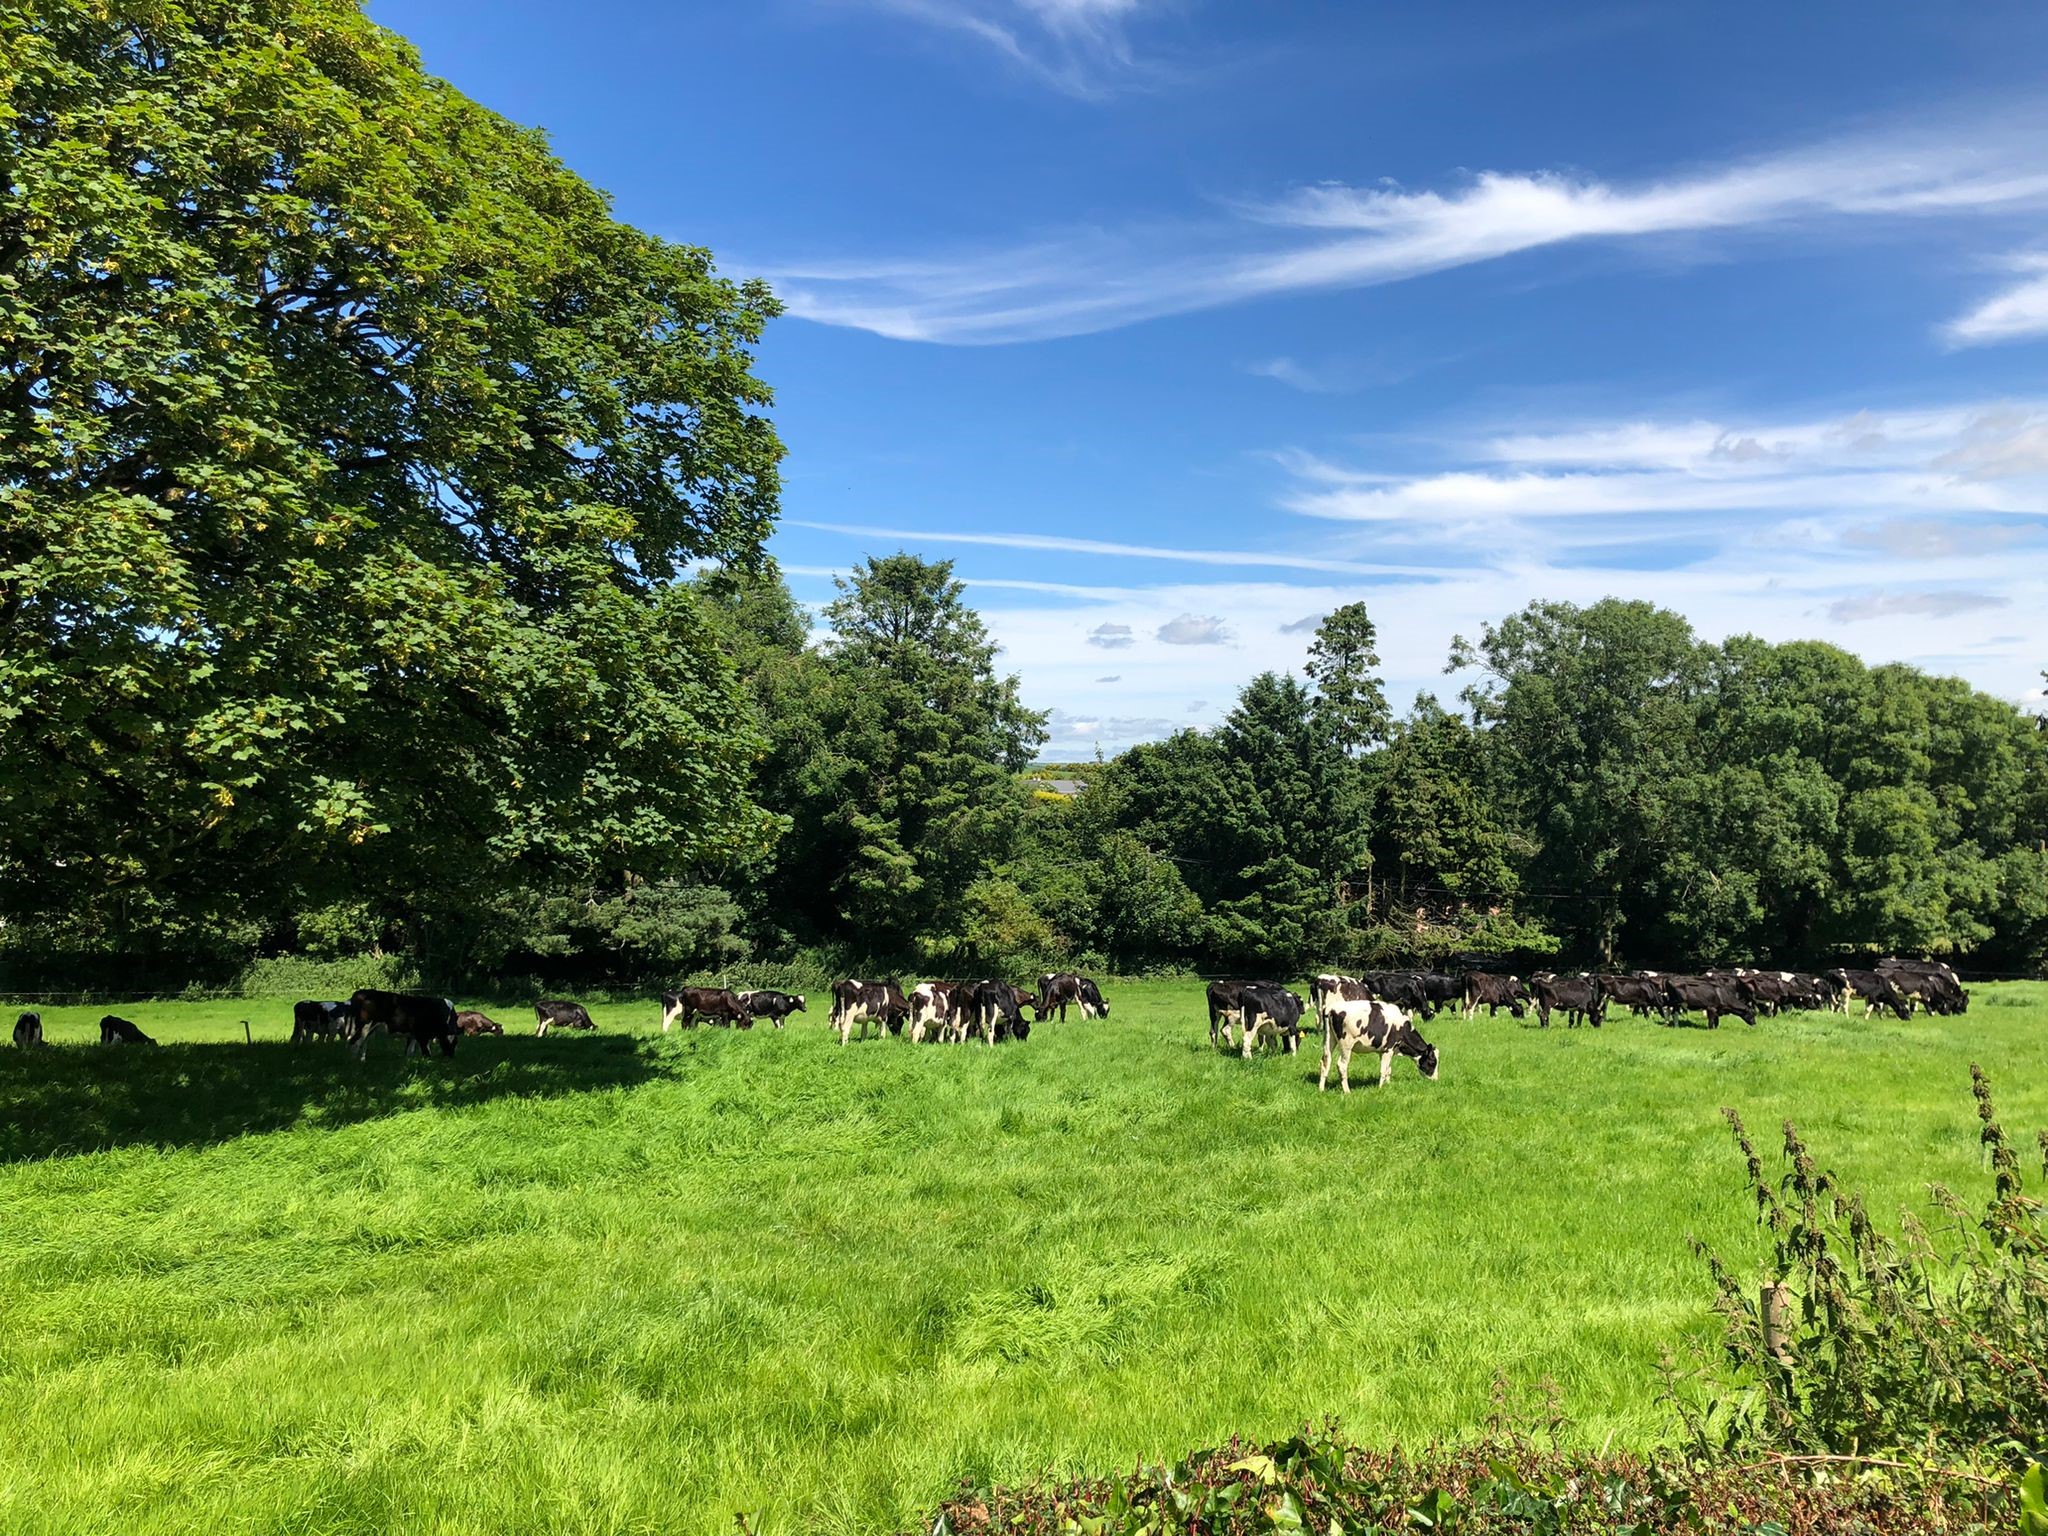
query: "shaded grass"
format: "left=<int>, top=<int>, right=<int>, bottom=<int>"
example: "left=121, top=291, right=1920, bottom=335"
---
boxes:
left=2, top=983, right=2045, bottom=1534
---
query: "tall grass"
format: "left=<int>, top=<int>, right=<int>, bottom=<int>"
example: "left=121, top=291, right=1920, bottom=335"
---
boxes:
left=3, top=983, right=2044, bottom=1534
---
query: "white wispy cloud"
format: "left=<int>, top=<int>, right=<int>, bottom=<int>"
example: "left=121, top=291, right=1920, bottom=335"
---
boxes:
left=1823, top=591, right=2012, bottom=622
left=764, top=120, right=2048, bottom=343
left=1945, top=254, right=2048, bottom=346
left=784, top=518, right=1456, bottom=578
left=845, top=0, right=1157, bottom=97
left=1280, top=401, right=2048, bottom=523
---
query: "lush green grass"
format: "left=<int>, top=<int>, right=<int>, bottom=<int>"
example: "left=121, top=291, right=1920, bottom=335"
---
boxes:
left=3, top=982, right=2045, bottom=1534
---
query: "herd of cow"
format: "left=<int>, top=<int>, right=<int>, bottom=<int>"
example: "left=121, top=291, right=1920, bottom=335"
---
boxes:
left=822, top=973, right=1110, bottom=1045
left=6, top=957, right=1968, bottom=1073
left=1190, top=955, right=1972, bottom=1095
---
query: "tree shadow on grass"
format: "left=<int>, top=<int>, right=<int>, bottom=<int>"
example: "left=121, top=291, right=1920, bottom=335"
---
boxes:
left=0, top=1033, right=668, bottom=1163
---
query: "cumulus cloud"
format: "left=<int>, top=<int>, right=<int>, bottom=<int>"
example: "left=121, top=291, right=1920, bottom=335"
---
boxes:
left=1823, top=591, right=2013, bottom=622
left=766, top=119, right=2048, bottom=343
left=1087, top=621, right=1135, bottom=648
left=1944, top=254, right=2048, bottom=346
left=1187, top=699, right=1208, bottom=712
left=1156, top=613, right=1232, bottom=645
left=1095, top=673, right=1122, bottom=682
left=1279, top=612, right=1325, bottom=633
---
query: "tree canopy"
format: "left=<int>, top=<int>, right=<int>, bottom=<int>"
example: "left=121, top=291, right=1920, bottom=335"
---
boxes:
left=0, top=0, right=783, bottom=961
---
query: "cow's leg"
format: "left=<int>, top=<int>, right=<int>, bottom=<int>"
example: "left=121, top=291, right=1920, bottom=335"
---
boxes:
left=1338, top=1037, right=1354, bottom=1093
left=1319, top=1024, right=1334, bottom=1090
left=661, top=1000, right=679, bottom=1033
left=1379, top=1049, right=1395, bottom=1088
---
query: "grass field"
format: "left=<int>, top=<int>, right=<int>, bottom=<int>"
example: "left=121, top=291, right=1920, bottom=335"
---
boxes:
left=4, top=981, right=2045, bottom=1534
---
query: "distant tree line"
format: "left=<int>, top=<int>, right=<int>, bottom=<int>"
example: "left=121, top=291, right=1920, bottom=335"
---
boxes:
left=3, top=0, right=2043, bottom=987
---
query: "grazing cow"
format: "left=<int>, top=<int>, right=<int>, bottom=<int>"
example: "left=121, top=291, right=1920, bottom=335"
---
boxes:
left=1208, top=979, right=1286, bottom=1047
left=1529, top=973, right=1605, bottom=1029
left=454, top=1010, right=504, bottom=1036
left=1035, top=973, right=1110, bottom=1022
left=736, top=989, right=806, bottom=1028
left=1319, top=997, right=1440, bottom=1092
left=99, top=1014, right=157, bottom=1046
left=1661, top=975, right=1757, bottom=1029
left=1878, top=958, right=1968, bottom=1016
left=1236, top=983, right=1306, bottom=1058
left=1461, top=972, right=1526, bottom=1019
left=1830, top=968, right=1911, bottom=1020
left=533, top=999, right=596, bottom=1036
left=659, top=987, right=750, bottom=1032
left=1310, top=973, right=1369, bottom=1024
left=1360, top=970, right=1440, bottom=1018
left=829, top=979, right=910, bottom=1044
left=349, top=990, right=458, bottom=1058
left=291, top=999, right=353, bottom=1044
left=1598, top=974, right=1666, bottom=1018
left=13, top=1011, right=43, bottom=1048
left=954, top=979, right=1029, bottom=1044
left=1775, top=973, right=1832, bottom=1013
left=906, top=981, right=959, bottom=1043
left=1420, top=972, right=1463, bottom=1013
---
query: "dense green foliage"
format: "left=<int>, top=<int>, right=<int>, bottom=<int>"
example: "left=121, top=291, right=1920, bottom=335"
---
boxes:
left=5, top=984, right=2046, bottom=1533
left=0, top=0, right=782, bottom=972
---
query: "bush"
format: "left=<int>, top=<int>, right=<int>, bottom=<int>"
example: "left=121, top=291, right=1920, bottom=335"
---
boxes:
left=914, top=1420, right=2017, bottom=1535
left=1682, top=1069, right=2047, bottom=1478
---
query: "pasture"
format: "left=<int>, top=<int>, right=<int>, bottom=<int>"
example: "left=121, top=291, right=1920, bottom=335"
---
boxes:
left=4, top=982, right=2045, bottom=1535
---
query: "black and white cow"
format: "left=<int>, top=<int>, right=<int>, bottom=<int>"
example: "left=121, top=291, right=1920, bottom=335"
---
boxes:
left=957, top=979, right=1029, bottom=1044
left=1598, top=974, right=1666, bottom=1018
left=454, top=1009, right=504, bottom=1036
left=534, top=999, right=597, bottom=1036
left=99, top=1014, right=157, bottom=1046
left=1461, top=972, right=1526, bottom=1019
left=1360, top=971, right=1439, bottom=1018
left=350, top=990, right=458, bottom=1058
left=1319, top=997, right=1440, bottom=1093
left=737, top=989, right=807, bottom=1027
left=907, top=980, right=959, bottom=1043
left=829, top=979, right=910, bottom=1044
left=1661, top=975, right=1757, bottom=1029
left=1311, top=973, right=1369, bottom=1025
left=1529, top=973, right=1605, bottom=1029
left=13, top=1011, right=43, bottom=1048
left=1234, top=983, right=1306, bottom=1058
left=1878, top=958, right=1968, bottom=1016
left=1035, top=973, right=1109, bottom=1022
left=1830, top=968, right=1911, bottom=1020
left=659, top=987, right=749, bottom=1031
left=292, top=999, right=353, bottom=1044
left=1208, top=979, right=1286, bottom=1047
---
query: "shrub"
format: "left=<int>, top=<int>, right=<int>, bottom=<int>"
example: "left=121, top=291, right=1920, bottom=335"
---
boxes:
left=1677, top=1067, right=2046, bottom=1500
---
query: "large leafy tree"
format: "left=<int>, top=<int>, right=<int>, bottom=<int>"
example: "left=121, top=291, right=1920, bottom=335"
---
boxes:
left=1452, top=599, right=1705, bottom=964
left=0, top=0, right=784, bottom=954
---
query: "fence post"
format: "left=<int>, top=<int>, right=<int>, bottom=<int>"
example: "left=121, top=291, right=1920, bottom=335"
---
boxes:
left=1761, top=1282, right=1793, bottom=1364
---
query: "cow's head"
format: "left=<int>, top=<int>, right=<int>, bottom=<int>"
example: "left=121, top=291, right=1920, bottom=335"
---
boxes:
left=1415, top=1040, right=1440, bottom=1079
left=793, top=995, right=806, bottom=1012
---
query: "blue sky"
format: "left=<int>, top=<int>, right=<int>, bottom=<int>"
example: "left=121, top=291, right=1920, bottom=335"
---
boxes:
left=371, top=0, right=2048, bottom=752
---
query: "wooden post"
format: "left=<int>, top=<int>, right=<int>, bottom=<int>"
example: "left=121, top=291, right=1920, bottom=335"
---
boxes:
left=1761, top=1282, right=1793, bottom=1364
left=242, top=1019, right=252, bottom=1046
